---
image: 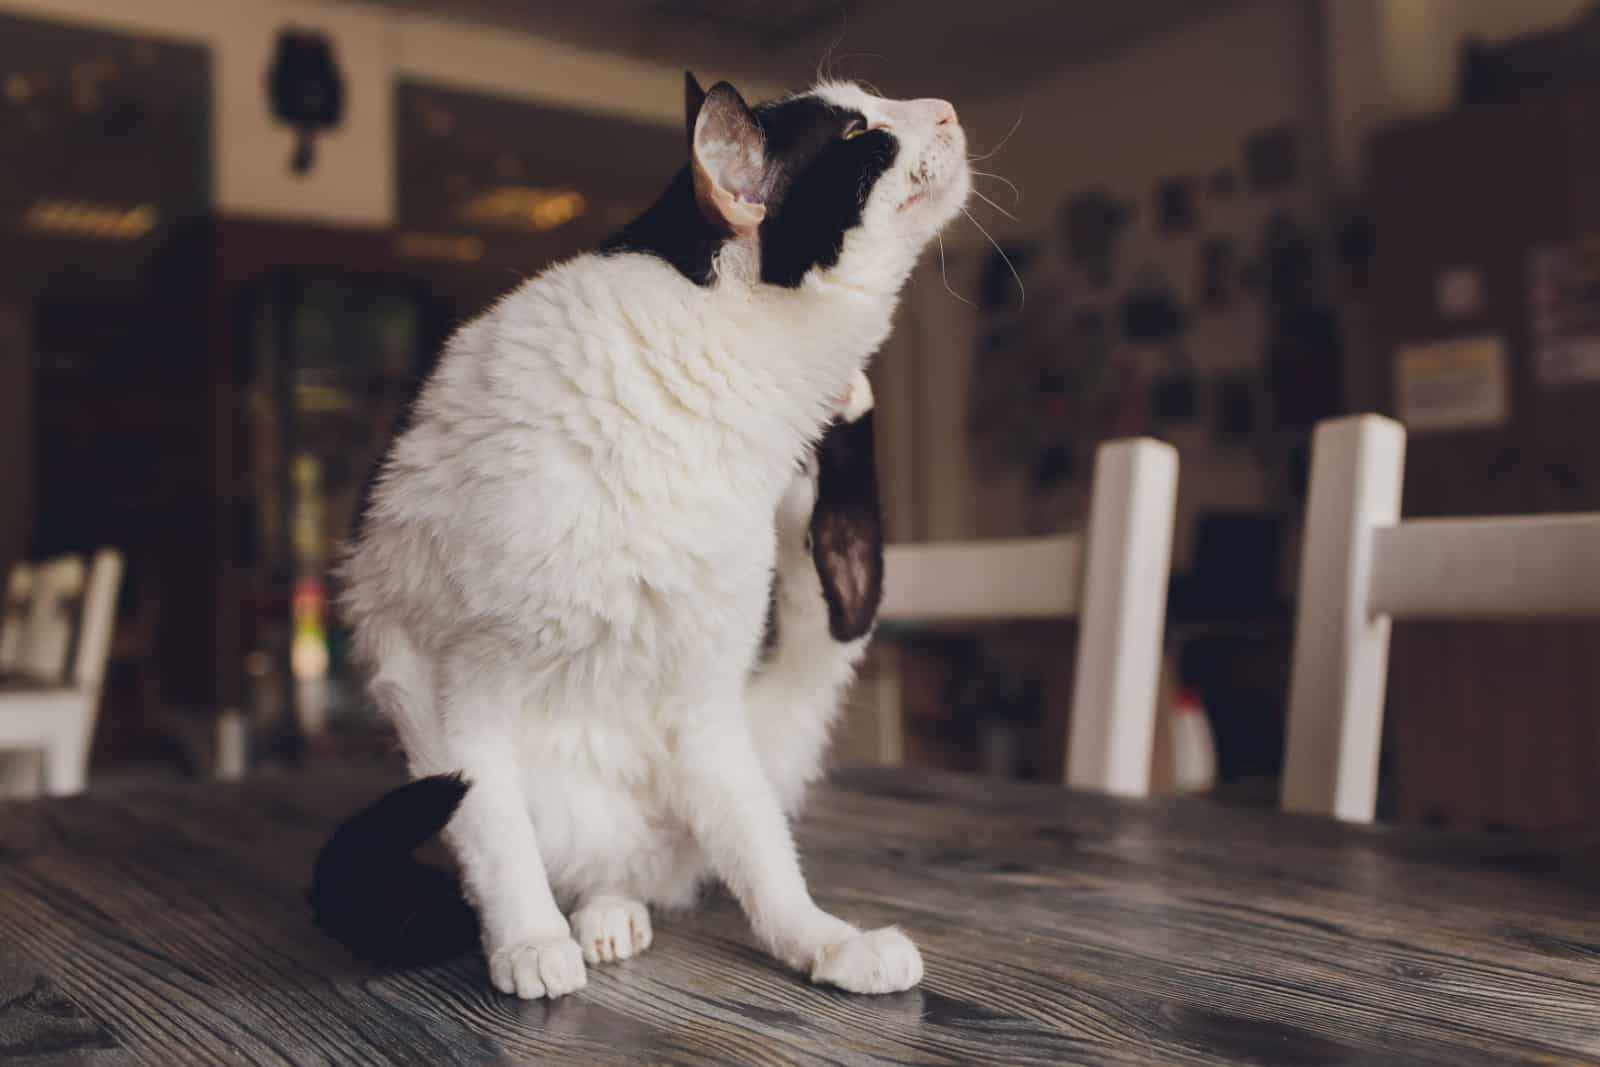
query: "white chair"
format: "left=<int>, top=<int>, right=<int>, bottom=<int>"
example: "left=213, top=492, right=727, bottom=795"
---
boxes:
left=8, top=556, right=85, bottom=682
left=1282, top=415, right=1600, bottom=822
left=0, top=549, right=125, bottom=796
left=0, top=562, right=34, bottom=673
left=875, top=438, right=1179, bottom=797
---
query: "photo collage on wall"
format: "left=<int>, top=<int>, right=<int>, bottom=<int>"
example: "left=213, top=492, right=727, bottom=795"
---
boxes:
left=966, top=120, right=1345, bottom=532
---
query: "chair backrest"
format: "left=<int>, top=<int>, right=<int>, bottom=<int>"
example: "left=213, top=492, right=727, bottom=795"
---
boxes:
left=72, top=550, right=125, bottom=697
left=11, top=555, right=86, bottom=683
left=0, top=562, right=33, bottom=673
left=880, top=437, right=1179, bottom=798
left=1282, top=415, right=1600, bottom=822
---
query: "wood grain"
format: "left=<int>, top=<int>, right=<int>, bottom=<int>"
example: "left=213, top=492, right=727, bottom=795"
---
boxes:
left=1, top=768, right=1598, bottom=1065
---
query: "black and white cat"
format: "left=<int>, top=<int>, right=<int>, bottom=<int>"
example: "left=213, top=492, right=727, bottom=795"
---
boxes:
left=317, top=75, right=969, bottom=1000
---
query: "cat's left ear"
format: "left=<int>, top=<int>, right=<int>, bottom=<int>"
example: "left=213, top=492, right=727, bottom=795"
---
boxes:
left=688, top=79, right=767, bottom=236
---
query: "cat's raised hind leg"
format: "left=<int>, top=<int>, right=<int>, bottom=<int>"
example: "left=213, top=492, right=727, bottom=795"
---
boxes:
left=570, top=894, right=653, bottom=964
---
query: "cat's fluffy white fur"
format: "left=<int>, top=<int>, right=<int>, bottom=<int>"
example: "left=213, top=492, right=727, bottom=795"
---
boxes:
left=341, top=82, right=968, bottom=999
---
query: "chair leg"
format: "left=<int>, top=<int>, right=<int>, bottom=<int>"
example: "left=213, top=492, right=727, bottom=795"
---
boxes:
left=1067, top=438, right=1179, bottom=797
left=41, top=729, right=89, bottom=796
left=1282, top=415, right=1406, bottom=823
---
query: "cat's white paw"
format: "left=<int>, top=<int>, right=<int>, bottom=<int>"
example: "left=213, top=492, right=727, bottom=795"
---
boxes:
left=834, top=370, right=874, bottom=422
left=570, top=897, right=653, bottom=964
left=488, top=936, right=588, bottom=1000
left=810, top=926, right=924, bottom=994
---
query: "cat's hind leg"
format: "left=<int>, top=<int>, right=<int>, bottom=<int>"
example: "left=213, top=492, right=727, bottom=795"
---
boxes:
left=432, top=663, right=586, bottom=1000
left=570, top=893, right=653, bottom=964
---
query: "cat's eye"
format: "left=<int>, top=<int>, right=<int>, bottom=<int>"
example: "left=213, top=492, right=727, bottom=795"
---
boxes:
left=842, top=120, right=867, bottom=140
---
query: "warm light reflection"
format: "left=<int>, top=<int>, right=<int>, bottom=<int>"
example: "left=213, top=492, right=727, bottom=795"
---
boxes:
left=23, top=199, right=158, bottom=240
left=394, top=231, right=485, bottom=263
left=457, top=185, right=587, bottom=232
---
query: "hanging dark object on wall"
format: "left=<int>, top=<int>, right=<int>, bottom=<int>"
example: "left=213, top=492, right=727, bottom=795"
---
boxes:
left=1156, top=175, right=1196, bottom=235
left=1212, top=371, right=1256, bottom=444
left=1119, top=266, right=1186, bottom=345
left=1200, top=237, right=1235, bottom=310
left=1150, top=348, right=1200, bottom=426
left=1335, top=207, right=1374, bottom=295
left=1265, top=306, right=1341, bottom=430
left=268, top=28, right=345, bottom=176
left=1260, top=211, right=1318, bottom=312
left=1060, top=189, right=1130, bottom=288
left=979, top=241, right=1037, bottom=311
left=1245, top=124, right=1298, bottom=190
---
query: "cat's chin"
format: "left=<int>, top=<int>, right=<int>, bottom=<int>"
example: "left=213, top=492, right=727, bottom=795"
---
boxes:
left=898, top=172, right=970, bottom=231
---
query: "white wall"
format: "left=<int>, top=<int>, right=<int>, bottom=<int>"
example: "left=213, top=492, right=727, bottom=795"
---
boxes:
left=0, top=0, right=779, bottom=225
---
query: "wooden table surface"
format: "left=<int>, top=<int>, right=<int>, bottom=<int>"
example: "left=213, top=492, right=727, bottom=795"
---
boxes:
left=1, top=767, right=1597, bottom=1066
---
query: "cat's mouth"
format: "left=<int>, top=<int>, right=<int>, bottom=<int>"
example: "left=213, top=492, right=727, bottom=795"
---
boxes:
left=898, top=143, right=965, bottom=214
left=898, top=187, right=931, bottom=213
left=898, top=167, right=939, bottom=213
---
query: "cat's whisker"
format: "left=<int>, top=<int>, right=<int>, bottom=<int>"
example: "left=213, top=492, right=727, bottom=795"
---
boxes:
left=969, top=168, right=1021, bottom=205
left=968, top=110, right=1024, bottom=163
left=835, top=50, right=887, bottom=64
left=969, top=186, right=1019, bottom=222
left=831, top=52, right=888, bottom=96
left=962, top=207, right=1025, bottom=308
left=816, top=26, right=847, bottom=83
left=936, top=232, right=976, bottom=308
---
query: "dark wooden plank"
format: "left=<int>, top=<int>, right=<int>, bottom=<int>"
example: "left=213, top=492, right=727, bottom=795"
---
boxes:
left=1, top=769, right=1598, bottom=1066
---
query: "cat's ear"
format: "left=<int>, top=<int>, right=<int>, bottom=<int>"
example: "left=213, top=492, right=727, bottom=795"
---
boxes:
left=689, top=80, right=767, bottom=236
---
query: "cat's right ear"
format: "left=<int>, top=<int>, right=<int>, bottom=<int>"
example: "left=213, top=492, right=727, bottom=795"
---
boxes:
left=688, top=78, right=767, bottom=236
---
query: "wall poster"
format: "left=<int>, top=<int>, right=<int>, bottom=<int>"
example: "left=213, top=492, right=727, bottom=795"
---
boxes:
left=1394, top=334, right=1509, bottom=434
left=1529, top=240, right=1600, bottom=387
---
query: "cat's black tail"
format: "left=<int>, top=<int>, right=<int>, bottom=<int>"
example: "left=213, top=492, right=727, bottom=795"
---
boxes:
left=309, top=773, right=479, bottom=966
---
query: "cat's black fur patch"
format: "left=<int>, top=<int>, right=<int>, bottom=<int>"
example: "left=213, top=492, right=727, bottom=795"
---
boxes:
left=601, top=167, right=725, bottom=286
left=603, top=90, right=896, bottom=288
left=757, top=102, right=897, bottom=287
left=810, top=411, right=884, bottom=641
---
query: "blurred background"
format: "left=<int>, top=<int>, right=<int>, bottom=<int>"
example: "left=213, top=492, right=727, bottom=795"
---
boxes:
left=2, top=0, right=1598, bottom=829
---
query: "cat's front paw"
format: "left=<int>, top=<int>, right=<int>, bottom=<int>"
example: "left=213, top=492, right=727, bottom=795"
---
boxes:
left=488, top=936, right=588, bottom=1000
left=810, top=926, right=924, bottom=994
left=570, top=897, right=653, bottom=964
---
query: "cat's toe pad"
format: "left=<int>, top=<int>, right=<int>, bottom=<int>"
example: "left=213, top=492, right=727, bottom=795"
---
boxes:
left=571, top=898, right=653, bottom=964
left=810, top=926, right=923, bottom=994
left=489, top=936, right=587, bottom=999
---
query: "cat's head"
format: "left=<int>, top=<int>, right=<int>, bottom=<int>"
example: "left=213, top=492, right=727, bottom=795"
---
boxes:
left=610, top=75, right=969, bottom=291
